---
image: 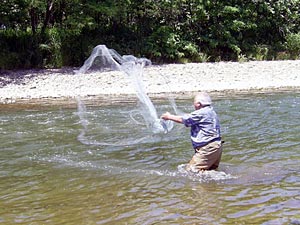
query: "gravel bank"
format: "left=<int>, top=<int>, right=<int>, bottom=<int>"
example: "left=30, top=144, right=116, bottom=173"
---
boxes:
left=0, top=60, right=299, bottom=104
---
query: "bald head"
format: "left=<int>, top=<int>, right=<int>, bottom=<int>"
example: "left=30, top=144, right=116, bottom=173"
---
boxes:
left=194, top=92, right=212, bottom=108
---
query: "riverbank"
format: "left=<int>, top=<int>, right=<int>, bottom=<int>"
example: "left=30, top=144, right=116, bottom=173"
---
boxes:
left=0, top=60, right=299, bottom=105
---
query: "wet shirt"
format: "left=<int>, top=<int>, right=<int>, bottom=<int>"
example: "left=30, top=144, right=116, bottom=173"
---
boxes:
left=182, top=106, right=221, bottom=149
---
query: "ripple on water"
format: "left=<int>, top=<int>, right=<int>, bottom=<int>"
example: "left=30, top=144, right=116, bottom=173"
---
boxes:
left=1, top=91, right=300, bottom=224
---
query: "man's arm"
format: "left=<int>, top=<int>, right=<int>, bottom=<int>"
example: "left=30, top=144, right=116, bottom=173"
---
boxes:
left=161, top=112, right=183, bottom=124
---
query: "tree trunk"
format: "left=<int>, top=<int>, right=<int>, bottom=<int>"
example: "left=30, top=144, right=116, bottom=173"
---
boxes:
left=41, top=0, right=54, bottom=34
left=29, top=7, right=38, bottom=34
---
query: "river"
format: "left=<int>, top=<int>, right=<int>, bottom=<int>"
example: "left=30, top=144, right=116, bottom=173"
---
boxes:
left=0, top=91, right=299, bottom=224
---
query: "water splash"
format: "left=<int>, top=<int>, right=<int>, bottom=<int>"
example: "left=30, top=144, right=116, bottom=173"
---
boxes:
left=31, top=153, right=235, bottom=183
left=75, top=44, right=174, bottom=134
left=177, top=164, right=237, bottom=182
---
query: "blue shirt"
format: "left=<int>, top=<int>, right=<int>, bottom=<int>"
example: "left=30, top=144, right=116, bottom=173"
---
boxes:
left=182, top=106, right=221, bottom=149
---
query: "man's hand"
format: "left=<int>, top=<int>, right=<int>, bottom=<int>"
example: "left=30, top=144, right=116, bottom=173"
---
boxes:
left=161, top=112, right=171, bottom=120
left=161, top=112, right=183, bottom=124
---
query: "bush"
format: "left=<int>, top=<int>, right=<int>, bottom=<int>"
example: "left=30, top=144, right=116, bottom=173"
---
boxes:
left=286, top=32, right=300, bottom=59
left=0, top=28, right=87, bottom=69
left=0, top=29, right=41, bottom=70
left=39, top=28, right=63, bottom=68
left=145, top=26, right=207, bottom=63
left=254, top=45, right=269, bottom=61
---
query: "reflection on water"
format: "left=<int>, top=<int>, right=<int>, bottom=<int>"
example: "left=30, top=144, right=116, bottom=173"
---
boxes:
left=0, top=92, right=300, bottom=224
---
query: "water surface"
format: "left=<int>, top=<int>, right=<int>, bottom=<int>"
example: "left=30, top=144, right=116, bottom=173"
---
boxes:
left=0, top=92, right=299, bottom=224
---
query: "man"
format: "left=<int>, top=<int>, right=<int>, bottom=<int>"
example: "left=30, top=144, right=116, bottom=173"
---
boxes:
left=161, top=92, right=223, bottom=172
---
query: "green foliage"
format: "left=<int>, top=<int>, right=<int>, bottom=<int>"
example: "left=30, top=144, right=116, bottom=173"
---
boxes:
left=286, top=32, right=300, bottom=59
left=254, top=45, right=270, bottom=61
left=197, top=52, right=211, bottom=63
left=1, top=0, right=300, bottom=69
left=39, top=28, right=63, bottom=68
left=275, top=51, right=291, bottom=60
left=0, top=29, right=41, bottom=69
left=0, top=0, right=29, bottom=29
left=237, top=54, right=249, bottom=63
left=146, top=26, right=178, bottom=60
left=146, top=26, right=204, bottom=63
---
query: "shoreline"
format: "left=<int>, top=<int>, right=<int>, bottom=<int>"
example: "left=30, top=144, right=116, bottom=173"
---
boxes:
left=1, top=87, right=300, bottom=105
left=0, top=60, right=299, bottom=106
